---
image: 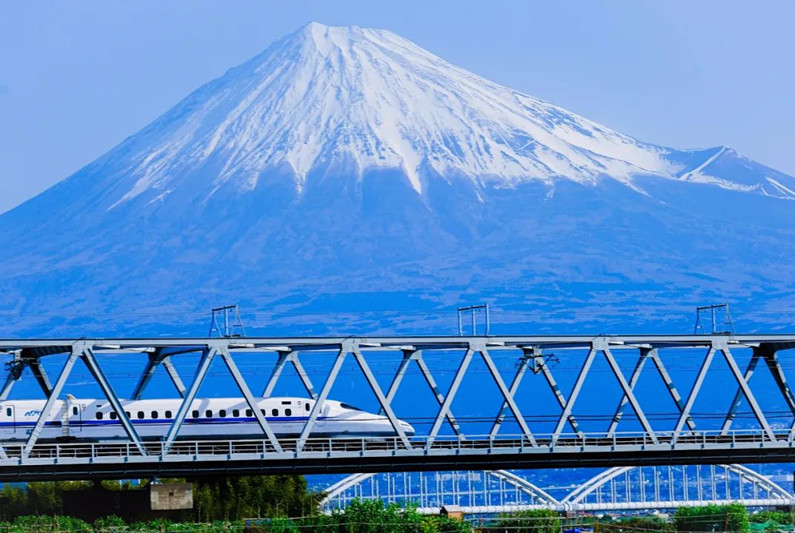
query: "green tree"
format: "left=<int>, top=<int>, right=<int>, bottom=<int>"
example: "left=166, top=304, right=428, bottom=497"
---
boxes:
left=493, top=509, right=560, bottom=533
left=674, top=504, right=750, bottom=533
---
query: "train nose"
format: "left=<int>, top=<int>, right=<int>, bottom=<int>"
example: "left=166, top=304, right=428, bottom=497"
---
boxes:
left=399, top=420, right=415, bottom=436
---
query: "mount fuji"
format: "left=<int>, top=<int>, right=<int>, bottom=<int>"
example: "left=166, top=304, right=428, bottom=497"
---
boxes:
left=1, top=22, right=794, bottom=336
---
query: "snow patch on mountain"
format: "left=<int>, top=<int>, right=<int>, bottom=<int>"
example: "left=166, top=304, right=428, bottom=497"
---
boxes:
left=101, top=22, right=720, bottom=211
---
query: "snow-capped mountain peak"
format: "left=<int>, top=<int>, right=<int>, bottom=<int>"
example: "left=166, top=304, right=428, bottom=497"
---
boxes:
left=104, top=21, right=778, bottom=211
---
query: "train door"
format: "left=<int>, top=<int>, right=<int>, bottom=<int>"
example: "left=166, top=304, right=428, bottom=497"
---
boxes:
left=66, top=399, right=82, bottom=434
left=4, top=405, right=15, bottom=435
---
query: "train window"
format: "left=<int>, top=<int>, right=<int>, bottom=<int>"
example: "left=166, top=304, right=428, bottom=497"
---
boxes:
left=219, top=409, right=226, bottom=418
left=96, top=412, right=103, bottom=420
left=340, top=403, right=363, bottom=411
left=232, top=409, right=239, bottom=417
left=137, top=411, right=145, bottom=419
left=245, top=409, right=252, bottom=417
left=125, top=411, right=131, bottom=418
left=271, top=409, right=279, bottom=417
left=5, top=408, right=10, bottom=417
left=260, top=409, right=266, bottom=416
left=110, top=412, right=117, bottom=420
left=281, top=400, right=291, bottom=405
left=151, top=411, right=158, bottom=419
left=72, top=406, right=78, bottom=415
left=192, top=410, right=199, bottom=418
left=165, top=411, right=172, bottom=418
left=305, top=403, right=310, bottom=412
left=205, top=410, right=212, bottom=418
left=285, top=408, right=292, bottom=416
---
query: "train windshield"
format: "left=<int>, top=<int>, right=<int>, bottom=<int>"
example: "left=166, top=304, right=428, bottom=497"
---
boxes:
left=340, top=403, right=364, bottom=411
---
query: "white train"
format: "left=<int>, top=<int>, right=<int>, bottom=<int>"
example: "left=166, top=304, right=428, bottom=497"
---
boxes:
left=0, top=396, right=415, bottom=441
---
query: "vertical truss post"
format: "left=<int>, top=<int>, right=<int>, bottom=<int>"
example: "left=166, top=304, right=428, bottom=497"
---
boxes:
left=427, top=347, right=475, bottom=447
left=22, top=345, right=81, bottom=458
left=382, top=350, right=462, bottom=437
left=80, top=346, right=147, bottom=456
left=600, top=342, right=658, bottom=444
left=217, top=347, right=282, bottom=452
left=719, top=343, right=776, bottom=441
left=673, top=346, right=716, bottom=439
left=162, top=346, right=217, bottom=454
left=721, top=347, right=763, bottom=434
left=552, top=346, right=597, bottom=443
left=351, top=347, right=412, bottom=449
left=296, top=344, right=349, bottom=452
left=478, top=346, right=536, bottom=445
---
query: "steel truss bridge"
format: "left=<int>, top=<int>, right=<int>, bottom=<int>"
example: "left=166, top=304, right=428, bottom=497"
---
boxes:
left=0, top=334, right=795, bottom=481
left=321, top=464, right=795, bottom=514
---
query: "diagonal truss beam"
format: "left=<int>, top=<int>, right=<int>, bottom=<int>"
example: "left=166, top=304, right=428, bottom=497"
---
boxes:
left=490, top=351, right=530, bottom=439
left=722, top=345, right=795, bottom=437
left=478, top=346, right=536, bottom=445
left=608, top=348, right=694, bottom=437
left=296, top=345, right=349, bottom=452
left=132, top=348, right=187, bottom=400
left=162, top=347, right=217, bottom=454
left=601, top=345, right=658, bottom=444
left=351, top=347, right=412, bottom=449
left=382, top=350, right=462, bottom=437
left=491, top=348, right=581, bottom=438
left=721, top=347, right=764, bottom=434
left=720, top=345, right=776, bottom=441
left=553, top=347, right=597, bottom=443
left=427, top=348, right=475, bottom=447
left=22, top=345, right=81, bottom=457
left=262, top=350, right=317, bottom=399
left=23, top=342, right=148, bottom=458
left=218, top=347, right=282, bottom=452
left=80, top=346, right=147, bottom=456
left=551, top=341, right=659, bottom=444
left=673, top=347, right=716, bottom=439
left=1, top=352, right=53, bottom=400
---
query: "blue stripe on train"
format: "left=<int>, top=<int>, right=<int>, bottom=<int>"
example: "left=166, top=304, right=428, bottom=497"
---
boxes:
left=0, top=416, right=329, bottom=429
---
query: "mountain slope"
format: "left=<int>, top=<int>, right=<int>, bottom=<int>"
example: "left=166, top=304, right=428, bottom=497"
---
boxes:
left=0, top=22, right=794, bottom=336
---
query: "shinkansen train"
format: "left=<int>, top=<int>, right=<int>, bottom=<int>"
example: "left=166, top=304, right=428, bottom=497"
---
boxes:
left=0, top=396, right=415, bottom=441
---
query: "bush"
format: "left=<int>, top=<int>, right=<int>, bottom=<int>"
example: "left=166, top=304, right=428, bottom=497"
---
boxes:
left=492, top=509, right=560, bottom=533
left=750, top=510, right=794, bottom=525
left=93, top=515, right=126, bottom=532
left=674, top=504, right=750, bottom=533
left=12, top=515, right=91, bottom=532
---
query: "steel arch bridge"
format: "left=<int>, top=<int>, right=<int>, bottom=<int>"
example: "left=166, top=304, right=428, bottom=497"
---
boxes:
left=1, top=334, right=795, bottom=480
left=320, top=465, right=795, bottom=514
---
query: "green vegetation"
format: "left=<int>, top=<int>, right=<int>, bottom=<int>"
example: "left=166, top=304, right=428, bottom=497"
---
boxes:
left=673, top=503, right=751, bottom=532
left=192, top=475, right=320, bottom=521
left=246, top=499, right=470, bottom=532
left=0, top=481, right=778, bottom=533
left=489, top=509, right=560, bottom=533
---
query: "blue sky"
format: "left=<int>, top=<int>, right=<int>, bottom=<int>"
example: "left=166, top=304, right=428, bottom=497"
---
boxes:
left=1, top=1, right=793, bottom=213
